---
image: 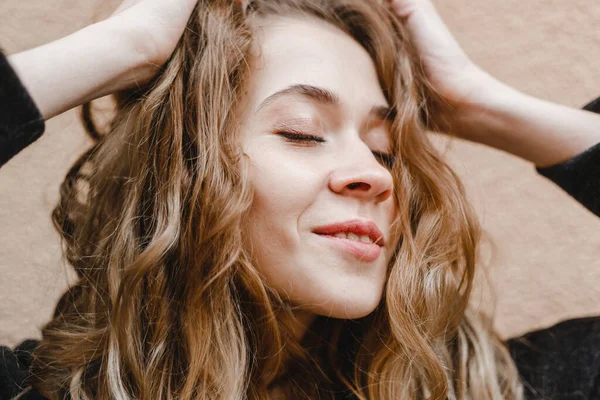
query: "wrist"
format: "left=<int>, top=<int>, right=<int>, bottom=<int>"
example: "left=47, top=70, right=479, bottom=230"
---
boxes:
left=450, top=77, right=600, bottom=167
left=427, top=67, right=513, bottom=142
left=90, top=20, right=159, bottom=92
left=450, top=76, right=523, bottom=144
left=8, top=21, right=153, bottom=120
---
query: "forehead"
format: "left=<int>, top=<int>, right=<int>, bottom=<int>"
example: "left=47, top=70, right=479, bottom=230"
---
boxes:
left=244, top=15, right=388, bottom=113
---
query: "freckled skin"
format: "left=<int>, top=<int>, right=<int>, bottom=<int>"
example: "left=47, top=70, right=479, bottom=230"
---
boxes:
left=240, top=15, right=397, bottom=326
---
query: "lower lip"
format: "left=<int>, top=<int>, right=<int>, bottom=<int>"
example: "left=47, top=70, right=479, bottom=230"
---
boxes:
left=315, top=234, right=382, bottom=262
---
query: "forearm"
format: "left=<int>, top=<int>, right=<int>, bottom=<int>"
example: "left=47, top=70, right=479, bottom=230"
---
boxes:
left=454, top=78, right=600, bottom=168
left=7, top=21, right=154, bottom=121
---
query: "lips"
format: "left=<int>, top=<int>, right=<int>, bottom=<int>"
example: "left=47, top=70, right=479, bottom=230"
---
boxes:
left=311, top=219, right=385, bottom=247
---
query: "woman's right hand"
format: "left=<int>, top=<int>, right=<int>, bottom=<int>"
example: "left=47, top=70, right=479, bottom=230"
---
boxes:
left=106, top=0, right=199, bottom=81
left=8, top=0, right=198, bottom=121
left=387, top=0, right=496, bottom=131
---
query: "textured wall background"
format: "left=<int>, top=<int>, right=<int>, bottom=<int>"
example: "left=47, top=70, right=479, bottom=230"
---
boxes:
left=1, top=0, right=599, bottom=348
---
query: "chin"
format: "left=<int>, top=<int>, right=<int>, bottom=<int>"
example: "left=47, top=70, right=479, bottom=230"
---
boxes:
left=310, top=288, right=384, bottom=320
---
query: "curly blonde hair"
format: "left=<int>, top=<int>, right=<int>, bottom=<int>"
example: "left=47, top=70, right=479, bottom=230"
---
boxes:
left=30, top=0, right=523, bottom=398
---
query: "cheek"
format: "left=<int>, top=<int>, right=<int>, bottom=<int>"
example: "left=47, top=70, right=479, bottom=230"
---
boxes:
left=247, top=152, right=318, bottom=223
left=388, top=198, right=398, bottom=226
left=243, top=153, right=321, bottom=280
left=383, top=197, right=400, bottom=262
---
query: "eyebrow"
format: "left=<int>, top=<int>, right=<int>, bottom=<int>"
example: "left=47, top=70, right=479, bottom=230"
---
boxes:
left=256, top=83, right=396, bottom=121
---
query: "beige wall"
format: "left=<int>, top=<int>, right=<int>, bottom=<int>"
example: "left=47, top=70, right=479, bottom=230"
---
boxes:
left=1, top=0, right=599, bottom=348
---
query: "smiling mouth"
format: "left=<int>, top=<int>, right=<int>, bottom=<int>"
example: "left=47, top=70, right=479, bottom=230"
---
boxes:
left=314, top=233, right=382, bottom=262
left=311, top=219, right=385, bottom=247
left=320, top=231, right=375, bottom=243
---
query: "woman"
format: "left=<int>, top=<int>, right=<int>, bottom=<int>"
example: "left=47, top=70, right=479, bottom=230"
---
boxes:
left=1, top=0, right=599, bottom=399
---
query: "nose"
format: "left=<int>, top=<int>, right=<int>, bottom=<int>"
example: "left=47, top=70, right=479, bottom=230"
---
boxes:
left=328, top=145, right=394, bottom=203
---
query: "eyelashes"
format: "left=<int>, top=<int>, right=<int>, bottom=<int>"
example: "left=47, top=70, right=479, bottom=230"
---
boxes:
left=277, top=130, right=325, bottom=144
left=276, top=130, right=395, bottom=169
left=372, top=151, right=395, bottom=170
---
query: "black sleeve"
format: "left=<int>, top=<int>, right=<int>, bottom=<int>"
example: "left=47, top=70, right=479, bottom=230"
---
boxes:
left=507, top=316, right=600, bottom=399
left=535, top=97, right=600, bottom=217
left=0, top=339, right=45, bottom=399
left=0, top=47, right=46, bottom=168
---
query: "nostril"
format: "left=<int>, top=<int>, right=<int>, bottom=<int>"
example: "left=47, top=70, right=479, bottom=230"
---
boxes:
left=347, top=182, right=370, bottom=190
left=378, top=188, right=393, bottom=202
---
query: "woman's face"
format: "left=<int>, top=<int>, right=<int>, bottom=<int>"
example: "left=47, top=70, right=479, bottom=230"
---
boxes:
left=240, top=15, right=397, bottom=321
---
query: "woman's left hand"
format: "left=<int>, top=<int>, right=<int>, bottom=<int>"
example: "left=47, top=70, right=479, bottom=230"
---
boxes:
left=386, top=0, right=493, bottom=128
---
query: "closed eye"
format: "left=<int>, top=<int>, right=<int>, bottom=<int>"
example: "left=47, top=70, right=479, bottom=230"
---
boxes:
left=372, top=151, right=395, bottom=169
left=276, top=131, right=395, bottom=169
left=277, top=130, right=325, bottom=144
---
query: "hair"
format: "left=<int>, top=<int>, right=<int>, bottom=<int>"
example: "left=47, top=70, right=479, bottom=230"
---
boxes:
left=29, top=0, right=524, bottom=398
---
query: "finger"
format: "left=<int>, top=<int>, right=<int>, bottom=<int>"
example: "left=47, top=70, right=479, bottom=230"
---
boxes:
left=387, top=0, right=437, bottom=19
left=387, top=0, right=465, bottom=55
